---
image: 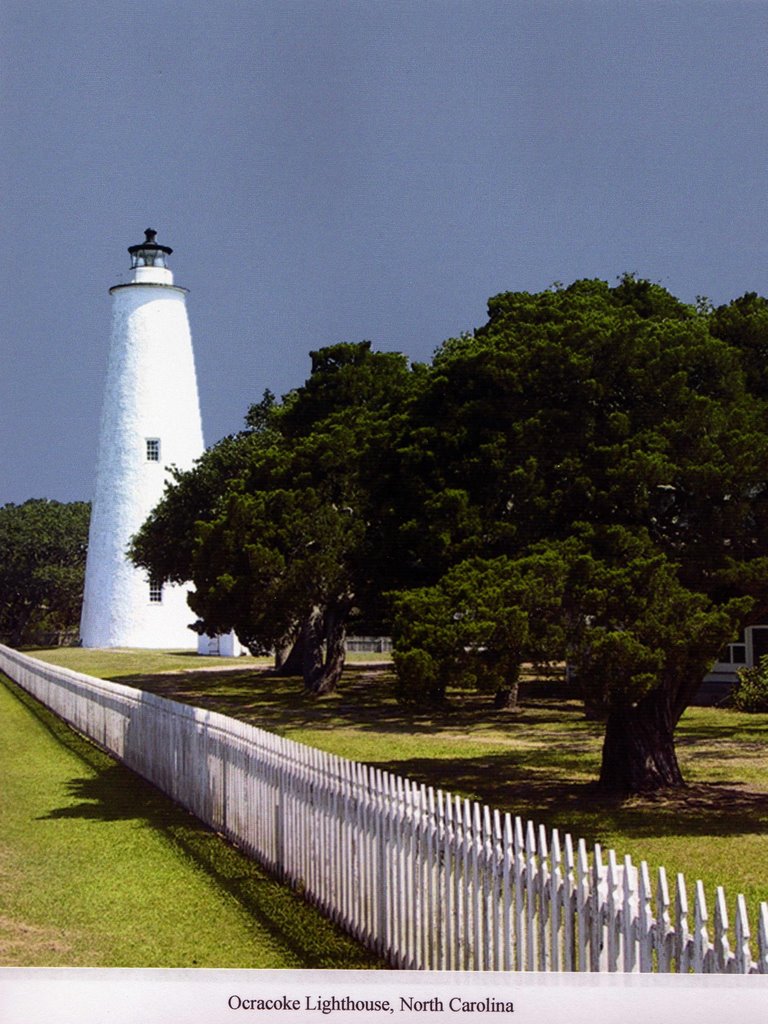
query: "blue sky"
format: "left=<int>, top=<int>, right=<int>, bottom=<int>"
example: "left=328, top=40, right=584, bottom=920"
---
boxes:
left=2, top=0, right=768, bottom=505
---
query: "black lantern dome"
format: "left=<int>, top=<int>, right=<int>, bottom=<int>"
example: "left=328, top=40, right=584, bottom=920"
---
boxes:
left=128, top=228, right=173, bottom=269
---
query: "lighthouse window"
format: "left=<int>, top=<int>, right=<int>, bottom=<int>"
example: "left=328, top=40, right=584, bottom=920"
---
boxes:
left=146, top=438, right=161, bottom=462
left=149, top=581, right=163, bottom=603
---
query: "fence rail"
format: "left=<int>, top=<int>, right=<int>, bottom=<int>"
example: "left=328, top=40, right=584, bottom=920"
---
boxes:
left=346, top=636, right=393, bottom=653
left=1, top=644, right=766, bottom=974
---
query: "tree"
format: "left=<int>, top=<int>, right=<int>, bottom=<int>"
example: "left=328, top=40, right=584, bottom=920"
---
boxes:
left=132, top=276, right=768, bottom=789
left=390, top=277, right=768, bottom=793
left=187, top=486, right=365, bottom=693
left=131, top=342, right=417, bottom=694
left=0, top=499, right=90, bottom=646
left=554, top=525, right=750, bottom=790
left=391, top=551, right=567, bottom=709
left=710, top=292, right=768, bottom=399
left=129, top=423, right=278, bottom=588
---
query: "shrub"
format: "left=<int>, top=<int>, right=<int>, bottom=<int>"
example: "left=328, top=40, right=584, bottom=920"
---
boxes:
left=732, top=655, right=768, bottom=712
left=392, top=647, right=445, bottom=705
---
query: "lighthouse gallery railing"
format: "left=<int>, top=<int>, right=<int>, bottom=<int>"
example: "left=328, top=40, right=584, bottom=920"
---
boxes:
left=1, top=644, right=767, bottom=974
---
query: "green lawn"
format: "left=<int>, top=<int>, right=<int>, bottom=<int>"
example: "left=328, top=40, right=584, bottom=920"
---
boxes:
left=0, top=673, right=381, bottom=968
left=25, top=647, right=768, bottom=927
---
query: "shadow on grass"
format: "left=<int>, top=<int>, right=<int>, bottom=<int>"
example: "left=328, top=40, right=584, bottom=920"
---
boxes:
left=37, top=660, right=766, bottom=853
left=363, top=749, right=768, bottom=846
left=108, top=665, right=592, bottom=737
left=675, top=720, right=768, bottom=743
left=101, top=666, right=768, bottom=848
left=4, top=676, right=382, bottom=969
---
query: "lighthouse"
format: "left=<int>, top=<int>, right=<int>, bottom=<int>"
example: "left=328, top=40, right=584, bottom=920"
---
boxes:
left=80, top=229, right=204, bottom=648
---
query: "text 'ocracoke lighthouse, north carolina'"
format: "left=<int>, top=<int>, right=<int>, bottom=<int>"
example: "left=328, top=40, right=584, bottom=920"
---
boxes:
left=80, top=230, right=204, bottom=648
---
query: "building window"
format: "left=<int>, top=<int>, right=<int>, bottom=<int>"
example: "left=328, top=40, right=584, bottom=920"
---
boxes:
left=149, top=581, right=163, bottom=604
left=146, top=438, right=161, bottom=462
left=730, top=644, right=747, bottom=664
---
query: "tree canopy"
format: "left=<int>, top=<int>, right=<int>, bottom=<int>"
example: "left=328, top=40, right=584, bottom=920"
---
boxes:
left=0, top=499, right=90, bottom=646
left=131, top=342, right=416, bottom=692
left=131, top=276, right=768, bottom=793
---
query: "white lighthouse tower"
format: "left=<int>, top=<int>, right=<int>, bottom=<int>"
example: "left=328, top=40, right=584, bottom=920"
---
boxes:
left=80, top=229, right=204, bottom=648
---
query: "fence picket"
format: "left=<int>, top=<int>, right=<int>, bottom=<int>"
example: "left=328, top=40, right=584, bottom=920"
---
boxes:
left=549, top=829, right=562, bottom=971
left=735, top=894, right=752, bottom=974
left=501, top=813, right=512, bottom=972
left=2, top=643, right=766, bottom=978
left=402, top=777, right=414, bottom=968
left=344, top=759, right=356, bottom=935
left=606, top=849, right=620, bottom=972
left=455, top=796, right=467, bottom=970
left=656, top=867, right=673, bottom=973
left=562, top=833, right=576, bottom=971
left=758, top=902, right=768, bottom=975
left=676, top=873, right=692, bottom=973
left=425, top=786, right=437, bottom=970
left=622, top=855, right=637, bottom=973
left=576, top=839, right=590, bottom=972
left=513, top=816, right=526, bottom=971
left=411, top=782, right=421, bottom=969
left=461, top=799, right=473, bottom=970
left=525, top=820, right=537, bottom=971
left=714, top=886, right=731, bottom=974
left=375, top=768, right=389, bottom=957
left=394, top=774, right=406, bottom=967
left=367, top=767, right=376, bottom=950
left=488, top=808, right=500, bottom=971
left=693, top=880, right=710, bottom=973
left=442, top=791, right=454, bottom=970
left=472, top=802, right=483, bottom=970
left=537, top=824, right=550, bottom=971
left=590, top=844, right=605, bottom=972
left=638, top=861, right=653, bottom=973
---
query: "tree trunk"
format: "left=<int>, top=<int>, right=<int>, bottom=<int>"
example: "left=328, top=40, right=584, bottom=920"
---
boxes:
left=273, top=632, right=305, bottom=675
left=10, top=606, right=31, bottom=648
left=493, top=681, right=520, bottom=711
left=599, top=689, right=685, bottom=794
left=322, top=600, right=349, bottom=691
left=301, top=606, right=326, bottom=692
left=302, top=600, right=350, bottom=696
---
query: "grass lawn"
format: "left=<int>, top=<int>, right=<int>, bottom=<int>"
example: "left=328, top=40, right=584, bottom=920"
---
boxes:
left=27, top=647, right=768, bottom=927
left=0, top=672, right=382, bottom=968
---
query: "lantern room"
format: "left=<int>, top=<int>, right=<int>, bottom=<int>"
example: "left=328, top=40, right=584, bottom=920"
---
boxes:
left=124, top=228, right=175, bottom=286
left=128, top=228, right=173, bottom=269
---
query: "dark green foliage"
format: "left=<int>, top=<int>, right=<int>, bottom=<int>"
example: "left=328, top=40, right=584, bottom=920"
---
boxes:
left=188, top=487, right=364, bottom=653
left=391, top=552, right=566, bottom=707
left=391, top=277, right=768, bottom=791
left=553, top=525, right=750, bottom=725
left=130, top=429, right=274, bottom=586
left=131, top=343, right=417, bottom=693
left=610, top=272, right=696, bottom=320
left=398, top=278, right=762, bottom=588
left=133, top=274, right=768, bottom=792
left=710, top=292, right=768, bottom=398
left=732, top=656, right=768, bottom=713
left=0, top=499, right=90, bottom=646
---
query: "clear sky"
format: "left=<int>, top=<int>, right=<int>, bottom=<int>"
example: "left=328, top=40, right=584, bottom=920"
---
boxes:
left=2, top=0, right=767, bottom=506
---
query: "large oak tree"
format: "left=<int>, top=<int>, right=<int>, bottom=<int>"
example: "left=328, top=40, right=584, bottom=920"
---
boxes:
left=391, top=277, right=768, bottom=792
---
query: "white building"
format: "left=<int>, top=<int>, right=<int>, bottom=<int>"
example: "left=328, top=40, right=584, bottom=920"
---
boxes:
left=692, top=623, right=768, bottom=705
left=80, top=230, right=204, bottom=648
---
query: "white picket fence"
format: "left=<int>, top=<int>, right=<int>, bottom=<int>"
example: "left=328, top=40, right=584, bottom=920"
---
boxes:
left=1, top=643, right=767, bottom=974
